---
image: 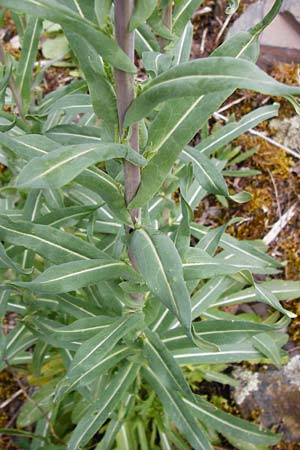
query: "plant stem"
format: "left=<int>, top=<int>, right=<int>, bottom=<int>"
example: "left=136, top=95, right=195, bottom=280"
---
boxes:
left=114, top=0, right=142, bottom=303
left=114, top=0, right=140, bottom=224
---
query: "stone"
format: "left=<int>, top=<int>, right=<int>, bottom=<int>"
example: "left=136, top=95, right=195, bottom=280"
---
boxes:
left=282, top=0, right=300, bottom=24
left=270, top=116, right=300, bottom=152
left=233, top=356, right=300, bottom=443
left=227, top=0, right=300, bottom=65
left=227, top=1, right=264, bottom=40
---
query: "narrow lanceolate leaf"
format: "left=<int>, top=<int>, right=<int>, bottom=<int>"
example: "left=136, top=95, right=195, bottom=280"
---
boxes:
left=214, top=280, right=300, bottom=308
left=130, top=227, right=192, bottom=336
left=0, top=216, right=107, bottom=264
left=95, top=0, right=112, bottom=28
left=27, top=315, right=115, bottom=343
left=45, top=124, right=102, bottom=145
left=162, top=320, right=283, bottom=349
left=0, top=133, right=56, bottom=160
left=170, top=22, right=193, bottom=66
left=0, top=243, right=30, bottom=274
left=1, top=323, right=37, bottom=368
left=182, top=249, right=275, bottom=281
left=135, top=24, right=160, bottom=55
left=61, top=315, right=141, bottom=379
left=15, top=259, right=141, bottom=294
left=64, top=314, right=141, bottom=378
left=181, top=149, right=228, bottom=196
left=16, top=16, right=42, bottom=112
left=130, top=91, right=227, bottom=208
left=183, top=396, right=280, bottom=447
left=143, top=367, right=213, bottom=450
left=129, top=0, right=157, bottom=31
left=254, top=284, right=296, bottom=319
left=129, top=5, right=280, bottom=208
left=67, top=363, right=139, bottom=450
left=0, top=0, right=136, bottom=73
left=171, top=342, right=273, bottom=365
left=190, top=223, right=281, bottom=269
left=57, top=346, right=133, bottom=399
left=124, top=57, right=300, bottom=126
left=172, top=0, right=205, bottom=36
left=76, top=166, right=132, bottom=225
left=35, top=205, right=98, bottom=228
left=17, top=380, right=57, bottom=428
left=194, top=104, right=279, bottom=156
left=251, top=332, right=283, bottom=368
left=65, top=31, right=118, bottom=134
left=16, top=143, right=147, bottom=189
left=143, top=329, right=193, bottom=399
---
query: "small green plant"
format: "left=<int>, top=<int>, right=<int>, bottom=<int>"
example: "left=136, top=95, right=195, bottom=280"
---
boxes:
left=0, top=0, right=300, bottom=449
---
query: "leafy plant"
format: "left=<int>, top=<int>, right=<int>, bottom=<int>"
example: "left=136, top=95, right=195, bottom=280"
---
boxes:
left=0, top=0, right=300, bottom=449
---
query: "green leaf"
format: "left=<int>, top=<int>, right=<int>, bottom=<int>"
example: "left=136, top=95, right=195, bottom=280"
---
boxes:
left=128, top=11, right=274, bottom=208
left=95, top=0, right=112, bottom=28
left=15, top=259, right=141, bottom=294
left=181, top=149, right=228, bottom=196
left=190, top=223, right=281, bottom=269
left=130, top=92, right=227, bottom=208
left=0, top=216, right=107, bottom=264
left=16, top=143, right=147, bottom=189
left=0, top=0, right=136, bottom=73
left=35, top=205, right=99, bottom=227
left=173, top=0, right=205, bottom=36
left=45, top=124, right=102, bottom=145
left=184, top=395, right=280, bottom=447
left=190, top=276, right=236, bottom=319
left=0, top=133, right=57, bottom=160
left=67, top=363, right=139, bottom=450
left=135, top=24, right=160, bottom=55
left=0, top=242, right=31, bottom=274
left=143, top=328, right=193, bottom=399
left=76, top=166, right=132, bottom=225
left=162, top=320, right=284, bottom=348
left=124, top=57, right=300, bottom=126
left=27, top=315, right=115, bottom=343
left=17, top=380, right=57, bottom=427
left=94, top=417, right=123, bottom=450
left=170, top=22, right=193, bottom=65
left=65, top=314, right=142, bottom=377
left=182, top=248, right=275, bottom=281
left=171, top=342, right=264, bottom=365
left=251, top=332, right=283, bottom=368
left=130, top=227, right=192, bottom=336
left=0, top=429, right=47, bottom=442
left=57, top=346, right=133, bottom=399
left=213, top=280, right=300, bottom=311
left=225, top=0, right=240, bottom=14
left=174, top=197, right=192, bottom=258
left=143, top=366, right=213, bottom=450
left=194, top=104, right=279, bottom=156
left=65, top=31, right=118, bottom=134
left=129, top=0, right=157, bottom=31
left=255, top=284, right=296, bottom=319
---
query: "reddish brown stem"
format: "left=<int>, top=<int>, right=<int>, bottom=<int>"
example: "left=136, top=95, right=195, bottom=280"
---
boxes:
left=114, top=0, right=140, bottom=224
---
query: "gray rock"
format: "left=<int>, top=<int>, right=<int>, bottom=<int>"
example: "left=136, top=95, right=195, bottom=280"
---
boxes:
left=282, top=0, right=300, bottom=23
left=227, top=1, right=264, bottom=39
left=270, top=116, right=300, bottom=152
left=233, top=356, right=300, bottom=442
